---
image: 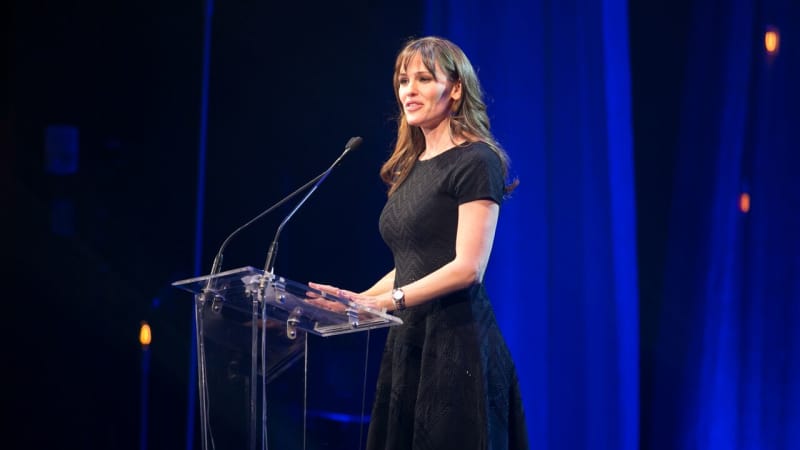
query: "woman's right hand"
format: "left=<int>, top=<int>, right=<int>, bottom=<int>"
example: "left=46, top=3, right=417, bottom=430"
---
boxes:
left=305, top=282, right=352, bottom=312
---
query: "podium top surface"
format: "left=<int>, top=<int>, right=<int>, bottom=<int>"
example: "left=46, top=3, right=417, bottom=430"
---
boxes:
left=172, top=266, right=402, bottom=337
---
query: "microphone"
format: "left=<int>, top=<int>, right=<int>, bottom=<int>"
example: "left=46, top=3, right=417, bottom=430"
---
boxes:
left=203, top=136, right=363, bottom=294
left=260, top=136, right=363, bottom=289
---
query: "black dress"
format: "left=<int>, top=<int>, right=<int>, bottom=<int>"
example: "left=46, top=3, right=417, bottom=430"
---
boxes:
left=367, top=142, right=529, bottom=450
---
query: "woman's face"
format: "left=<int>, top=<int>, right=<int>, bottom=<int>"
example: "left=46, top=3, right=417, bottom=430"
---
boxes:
left=397, top=54, right=461, bottom=131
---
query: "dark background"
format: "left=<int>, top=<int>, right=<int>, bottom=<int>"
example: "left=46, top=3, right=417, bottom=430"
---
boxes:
left=8, top=0, right=693, bottom=448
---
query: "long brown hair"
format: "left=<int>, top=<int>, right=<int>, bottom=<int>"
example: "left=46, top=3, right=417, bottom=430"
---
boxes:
left=380, top=36, right=519, bottom=197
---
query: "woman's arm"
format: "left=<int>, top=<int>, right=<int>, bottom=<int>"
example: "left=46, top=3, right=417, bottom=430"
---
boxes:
left=337, top=199, right=498, bottom=311
left=311, top=199, right=498, bottom=312
left=360, top=269, right=396, bottom=296
left=389, top=199, right=498, bottom=309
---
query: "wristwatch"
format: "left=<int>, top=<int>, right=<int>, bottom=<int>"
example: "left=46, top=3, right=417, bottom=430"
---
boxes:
left=391, top=288, right=406, bottom=311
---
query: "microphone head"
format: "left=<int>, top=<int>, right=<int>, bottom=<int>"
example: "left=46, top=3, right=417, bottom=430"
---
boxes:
left=345, top=136, right=364, bottom=151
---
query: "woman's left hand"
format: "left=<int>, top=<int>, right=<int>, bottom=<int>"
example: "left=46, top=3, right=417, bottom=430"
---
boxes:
left=307, top=282, right=386, bottom=311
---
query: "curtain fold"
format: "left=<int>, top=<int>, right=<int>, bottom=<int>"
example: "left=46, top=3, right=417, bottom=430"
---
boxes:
left=651, top=0, right=800, bottom=449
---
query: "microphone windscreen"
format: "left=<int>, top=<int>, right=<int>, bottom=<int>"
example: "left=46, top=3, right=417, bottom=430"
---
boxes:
left=345, top=136, right=364, bottom=151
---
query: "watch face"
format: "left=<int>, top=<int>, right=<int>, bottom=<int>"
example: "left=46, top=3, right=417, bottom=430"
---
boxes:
left=393, top=289, right=403, bottom=300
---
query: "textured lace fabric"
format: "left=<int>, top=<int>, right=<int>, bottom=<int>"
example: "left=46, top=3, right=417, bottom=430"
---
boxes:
left=367, top=142, right=529, bottom=450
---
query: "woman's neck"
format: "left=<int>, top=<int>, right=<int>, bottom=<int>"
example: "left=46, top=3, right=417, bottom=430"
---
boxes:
left=420, top=119, right=463, bottom=159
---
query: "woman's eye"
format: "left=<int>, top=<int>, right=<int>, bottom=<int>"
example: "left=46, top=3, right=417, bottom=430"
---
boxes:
left=398, top=78, right=409, bottom=85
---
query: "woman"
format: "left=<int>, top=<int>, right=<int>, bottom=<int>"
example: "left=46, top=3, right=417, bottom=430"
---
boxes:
left=311, top=36, right=528, bottom=450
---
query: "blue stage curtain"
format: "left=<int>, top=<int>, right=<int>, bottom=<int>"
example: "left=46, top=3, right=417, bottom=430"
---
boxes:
left=425, top=1, right=639, bottom=448
left=650, top=1, right=800, bottom=449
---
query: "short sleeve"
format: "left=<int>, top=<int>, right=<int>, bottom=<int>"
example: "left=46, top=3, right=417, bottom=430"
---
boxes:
left=448, top=143, right=505, bottom=205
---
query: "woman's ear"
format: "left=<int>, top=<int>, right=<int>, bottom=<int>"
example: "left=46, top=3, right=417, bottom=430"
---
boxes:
left=450, top=80, right=463, bottom=101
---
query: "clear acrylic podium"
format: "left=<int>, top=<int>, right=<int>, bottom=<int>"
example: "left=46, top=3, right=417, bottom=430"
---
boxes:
left=172, top=266, right=402, bottom=450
